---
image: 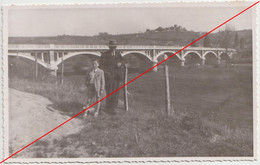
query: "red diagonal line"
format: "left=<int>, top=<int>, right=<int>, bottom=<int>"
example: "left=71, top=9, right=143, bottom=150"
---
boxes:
left=1, top=1, right=258, bottom=163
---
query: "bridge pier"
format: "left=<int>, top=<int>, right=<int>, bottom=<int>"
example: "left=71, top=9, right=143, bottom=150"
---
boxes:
left=47, top=64, right=58, bottom=76
left=41, top=52, right=44, bottom=61
left=201, top=58, right=205, bottom=65
left=48, top=47, right=59, bottom=76
left=152, top=61, right=158, bottom=72
left=217, top=58, right=221, bottom=65
left=181, top=60, right=185, bottom=66
left=49, top=50, right=56, bottom=65
left=50, top=70, right=57, bottom=76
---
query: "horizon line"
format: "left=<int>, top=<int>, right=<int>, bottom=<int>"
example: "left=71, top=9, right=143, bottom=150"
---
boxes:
left=8, top=28, right=253, bottom=38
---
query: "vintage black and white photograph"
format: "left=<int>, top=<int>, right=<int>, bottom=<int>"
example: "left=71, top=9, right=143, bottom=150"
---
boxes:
left=3, top=1, right=257, bottom=162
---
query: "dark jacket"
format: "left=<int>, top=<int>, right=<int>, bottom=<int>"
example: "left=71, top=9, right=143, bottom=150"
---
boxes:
left=99, top=50, right=124, bottom=81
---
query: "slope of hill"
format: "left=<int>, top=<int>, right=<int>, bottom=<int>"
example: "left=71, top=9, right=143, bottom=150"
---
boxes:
left=9, top=29, right=252, bottom=49
left=9, top=88, right=84, bottom=157
left=9, top=35, right=106, bottom=45
left=9, top=31, right=201, bottom=46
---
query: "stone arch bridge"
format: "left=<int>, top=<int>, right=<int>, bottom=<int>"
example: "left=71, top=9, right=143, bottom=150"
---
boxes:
left=8, top=44, right=236, bottom=75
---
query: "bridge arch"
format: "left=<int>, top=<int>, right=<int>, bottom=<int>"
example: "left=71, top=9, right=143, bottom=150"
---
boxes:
left=155, top=51, right=181, bottom=60
left=228, top=52, right=236, bottom=59
left=121, top=51, right=153, bottom=62
left=8, top=53, right=48, bottom=68
left=203, top=51, right=219, bottom=65
left=156, top=51, right=182, bottom=67
left=202, top=51, right=218, bottom=59
left=183, top=51, right=202, bottom=65
left=121, top=51, right=154, bottom=73
left=183, top=51, right=202, bottom=59
left=219, top=51, right=232, bottom=59
left=55, top=51, right=101, bottom=65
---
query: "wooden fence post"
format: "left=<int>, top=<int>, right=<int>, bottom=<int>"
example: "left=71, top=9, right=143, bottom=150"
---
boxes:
left=164, top=55, right=171, bottom=116
left=124, top=64, right=129, bottom=111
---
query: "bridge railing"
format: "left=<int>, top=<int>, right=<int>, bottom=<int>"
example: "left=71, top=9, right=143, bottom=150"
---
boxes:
left=8, top=44, right=109, bottom=50
left=8, top=44, right=234, bottom=52
left=9, top=44, right=52, bottom=49
left=53, top=45, right=108, bottom=49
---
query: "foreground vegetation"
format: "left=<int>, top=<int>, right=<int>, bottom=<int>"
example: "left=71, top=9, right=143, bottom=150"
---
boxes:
left=9, top=62, right=253, bottom=157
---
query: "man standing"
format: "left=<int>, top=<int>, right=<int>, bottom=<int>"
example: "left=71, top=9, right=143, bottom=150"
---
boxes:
left=99, top=40, right=124, bottom=115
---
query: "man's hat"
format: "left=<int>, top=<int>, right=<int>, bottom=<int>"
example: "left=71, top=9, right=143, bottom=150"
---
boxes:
left=108, top=40, right=117, bottom=48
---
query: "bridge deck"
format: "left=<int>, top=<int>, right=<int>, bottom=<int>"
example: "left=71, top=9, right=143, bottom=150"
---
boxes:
left=9, top=44, right=229, bottom=51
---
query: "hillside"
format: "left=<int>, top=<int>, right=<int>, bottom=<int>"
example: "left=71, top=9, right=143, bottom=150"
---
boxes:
left=9, top=29, right=252, bottom=48
left=8, top=31, right=200, bottom=46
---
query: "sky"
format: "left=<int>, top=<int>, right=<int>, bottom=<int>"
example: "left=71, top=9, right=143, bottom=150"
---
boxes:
left=8, top=3, right=253, bottom=37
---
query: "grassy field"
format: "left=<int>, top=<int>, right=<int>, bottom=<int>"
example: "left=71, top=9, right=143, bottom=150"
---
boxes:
left=9, top=64, right=253, bottom=157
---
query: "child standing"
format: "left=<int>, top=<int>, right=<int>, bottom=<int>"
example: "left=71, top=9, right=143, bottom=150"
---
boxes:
left=84, top=59, right=105, bottom=118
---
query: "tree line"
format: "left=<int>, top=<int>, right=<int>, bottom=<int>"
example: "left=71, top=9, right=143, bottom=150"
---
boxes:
left=145, top=25, right=187, bottom=33
left=199, top=25, right=246, bottom=50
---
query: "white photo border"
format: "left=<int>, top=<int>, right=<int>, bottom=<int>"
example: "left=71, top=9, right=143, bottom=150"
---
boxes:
left=0, top=0, right=259, bottom=164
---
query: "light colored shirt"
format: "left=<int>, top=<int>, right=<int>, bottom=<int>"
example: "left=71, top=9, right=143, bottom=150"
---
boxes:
left=89, top=69, right=97, bottom=84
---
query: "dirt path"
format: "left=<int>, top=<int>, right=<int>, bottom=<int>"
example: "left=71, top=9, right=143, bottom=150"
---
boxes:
left=9, top=88, right=83, bottom=157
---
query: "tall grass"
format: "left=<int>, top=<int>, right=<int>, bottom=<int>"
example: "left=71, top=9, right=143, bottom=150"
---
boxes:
left=22, top=107, right=253, bottom=157
left=9, top=64, right=253, bottom=157
left=9, top=76, right=88, bottom=116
